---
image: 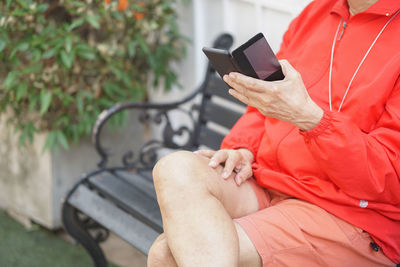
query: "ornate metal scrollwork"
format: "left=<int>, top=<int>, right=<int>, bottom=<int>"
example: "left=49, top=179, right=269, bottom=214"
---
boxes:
left=75, top=209, right=110, bottom=243
left=119, top=106, right=198, bottom=170
left=92, top=89, right=202, bottom=171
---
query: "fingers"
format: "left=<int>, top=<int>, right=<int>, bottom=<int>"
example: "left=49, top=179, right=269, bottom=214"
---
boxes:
left=208, top=150, right=241, bottom=178
left=194, top=149, right=216, bottom=159
left=279, top=59, right=298, bottom=80
left=234, top=164, right=252, bottom=186
left=228, top=89, right=250, bottom=106
left=207, top=149, right=253, bottom=186
left=224, top=73, right=266, bottom=93
left=208, top=150, right=229, bottom=168
left=223, top=73, right=247, bottom=97
left=221, top=151, right=241, bottom=179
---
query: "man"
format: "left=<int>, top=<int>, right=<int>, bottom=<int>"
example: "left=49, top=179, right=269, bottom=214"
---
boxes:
left=148, top=0, right=400, bottom=266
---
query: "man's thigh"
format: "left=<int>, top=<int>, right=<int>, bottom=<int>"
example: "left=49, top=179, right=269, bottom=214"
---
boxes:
left=153, top=150, right=264, bottom=218
left=149, top=226, right=263, bottom=267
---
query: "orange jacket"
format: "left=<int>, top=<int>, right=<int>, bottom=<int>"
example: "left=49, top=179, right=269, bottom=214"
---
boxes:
left=221, top=0, right=400, bottom=263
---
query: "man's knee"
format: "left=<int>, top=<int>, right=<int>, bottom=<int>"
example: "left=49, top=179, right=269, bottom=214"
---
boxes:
left=152, top=150, right=230, bottom=212
left=148, top=234, right=177, bottom=267
left=152, top=150, right=207, bottom=190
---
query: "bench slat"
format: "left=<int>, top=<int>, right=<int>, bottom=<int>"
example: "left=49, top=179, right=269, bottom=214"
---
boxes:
left=69, top=185, right=160, bottom=255
left=114, top=171, right=156, bottom=200
left=203, top=100, right=243, bottom=129
left=88, top=172, right=162, bottom=233
left=198, top=126, right=226, bottom=150
left=205, top=76, right=246, bottom=106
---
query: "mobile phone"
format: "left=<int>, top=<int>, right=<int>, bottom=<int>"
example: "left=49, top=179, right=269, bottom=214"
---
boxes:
left=203, top=33, right=284, bottom=81
left=202, top=47, right=240, bottom=78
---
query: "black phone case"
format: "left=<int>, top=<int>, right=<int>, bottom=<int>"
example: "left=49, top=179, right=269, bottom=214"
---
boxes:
left=203, top=33, right=284, bottom=81
left=202, top=47, right=240, bottom=78
left=232, top=33, right=284, bottom=81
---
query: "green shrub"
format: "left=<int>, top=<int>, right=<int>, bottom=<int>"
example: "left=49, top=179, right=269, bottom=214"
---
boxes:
left=0, top=0, right=188, bottom=151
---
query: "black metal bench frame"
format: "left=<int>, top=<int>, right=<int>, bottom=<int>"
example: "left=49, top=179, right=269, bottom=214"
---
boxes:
left=61, top=33, right=246, bottom=267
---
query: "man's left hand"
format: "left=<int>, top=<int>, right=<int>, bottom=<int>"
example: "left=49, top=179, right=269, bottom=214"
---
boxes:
left=223, top=59, right=324, bottom=131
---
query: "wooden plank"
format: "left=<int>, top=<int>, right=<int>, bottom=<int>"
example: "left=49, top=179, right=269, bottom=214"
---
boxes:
left=68, top=185, right=160, bottom=255
left=114, top=171, right=156, bottom=200
left=88, top=173, right=162, bottom=232
left=203, top=100, right=243, bottom=129
left=197, top=126, right=226, bottom=150
left=205, top=76, right=246, bottom=106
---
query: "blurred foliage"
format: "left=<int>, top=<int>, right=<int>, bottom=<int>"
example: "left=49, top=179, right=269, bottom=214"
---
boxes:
left=0, top=0, right=188, bottom=151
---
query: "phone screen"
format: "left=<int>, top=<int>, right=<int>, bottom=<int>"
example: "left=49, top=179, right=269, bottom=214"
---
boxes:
left=243, top=37, right=280, bottom=80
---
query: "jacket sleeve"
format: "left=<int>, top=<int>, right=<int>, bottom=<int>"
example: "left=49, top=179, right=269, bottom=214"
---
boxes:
left=301, top=78, right=400, bottom=203
left=220, top=106, right=265, bottom=156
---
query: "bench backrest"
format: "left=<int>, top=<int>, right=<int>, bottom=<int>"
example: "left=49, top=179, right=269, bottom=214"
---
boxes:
left=193, top=74, right=246, bottom=150
left=192, top=34, right=246, bottom=150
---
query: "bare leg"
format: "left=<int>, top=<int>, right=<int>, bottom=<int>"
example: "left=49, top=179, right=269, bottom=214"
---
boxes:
left=148, top=223, right=261, bottom=267
left=151, top=151, right=262, bottom=267
left=147, top=234, right=178, bottom=267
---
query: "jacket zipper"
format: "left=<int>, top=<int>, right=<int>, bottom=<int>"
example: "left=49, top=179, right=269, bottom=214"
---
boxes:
left=337, top=21, right=348, bottom=41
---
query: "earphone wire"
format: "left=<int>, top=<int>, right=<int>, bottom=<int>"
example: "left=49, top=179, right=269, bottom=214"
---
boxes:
left=329, top=9, right=400, bottom=113
left=328, top=18, right=343, bottom=112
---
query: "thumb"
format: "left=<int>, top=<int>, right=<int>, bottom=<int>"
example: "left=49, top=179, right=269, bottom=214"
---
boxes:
left=279, top=59, right=298, bottom=80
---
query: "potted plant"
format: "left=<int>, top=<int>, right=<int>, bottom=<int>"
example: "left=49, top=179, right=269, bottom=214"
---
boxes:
left=0, top=0, right=188, bottom=228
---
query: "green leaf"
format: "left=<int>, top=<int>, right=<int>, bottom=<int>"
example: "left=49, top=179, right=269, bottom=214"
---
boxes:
left=56, top=130, right=69, bottom=150
left=68, top=18, right=85, bottom=31
left=16, top=0, right=29, bottom=9
left=16, top=82, right=28, bottom=101
left=17, top=42, right=29, bottom=52
left=76, top=45, right=96, bottom=60
left=21, top=63, right=43, bottom=74
left=136, top=35, right=150, bottom=55
left=28, top=95, right=39, bottom=112
left=127, top=41, right=137, bottom=58
left=60, top=50, right=73, bottom=69
left=76, top=96, right=84, bottom=115
left=36, top=3, right=49, bottom=12
left=65, top=36, right=72, bottom=53
left=42, top=49, right=55, bottom=59
left=87, top=15, right=100, bottom=29
left=40, top=90, right=52, bottom=115
left=42, top=131, right=57, bottom=152
left=31, top=49, right=42, bottom=62
left=0, top=39, right=6, bottom=53
left=19, top=123, right=37, bottom=146
left=3, top=72, right=18, bottom=90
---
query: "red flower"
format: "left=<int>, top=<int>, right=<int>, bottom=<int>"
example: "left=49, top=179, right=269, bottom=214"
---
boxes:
left=117, top=0, right=128, bottom=11
left=104, top=0, right=128, bottom=11
left=134, top=2, right=145, bottom=20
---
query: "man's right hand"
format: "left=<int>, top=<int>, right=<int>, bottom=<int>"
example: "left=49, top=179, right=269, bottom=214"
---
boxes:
left=195, top=149, right=254, bottom=186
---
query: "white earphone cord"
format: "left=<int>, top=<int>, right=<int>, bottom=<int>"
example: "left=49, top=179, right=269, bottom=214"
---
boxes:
left=328, top=9, right=400, bottom=113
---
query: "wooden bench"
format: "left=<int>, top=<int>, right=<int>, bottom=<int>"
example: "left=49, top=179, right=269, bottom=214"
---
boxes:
left=61, top=33, right=246, bottom=267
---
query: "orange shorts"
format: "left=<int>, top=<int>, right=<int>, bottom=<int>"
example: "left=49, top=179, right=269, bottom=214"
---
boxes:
left=235, top=179, right=396, bottom=267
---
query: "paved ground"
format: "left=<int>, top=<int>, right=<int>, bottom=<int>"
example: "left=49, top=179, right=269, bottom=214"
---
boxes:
left=59, top=226, right=148, bottom=266
left=100, top=233, right=147, bottom=267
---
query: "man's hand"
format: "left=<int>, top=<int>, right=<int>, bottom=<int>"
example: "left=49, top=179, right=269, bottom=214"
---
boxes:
left=223, top=60, right=324, bottom=131
left=195, top=149, right=254, bottom=186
